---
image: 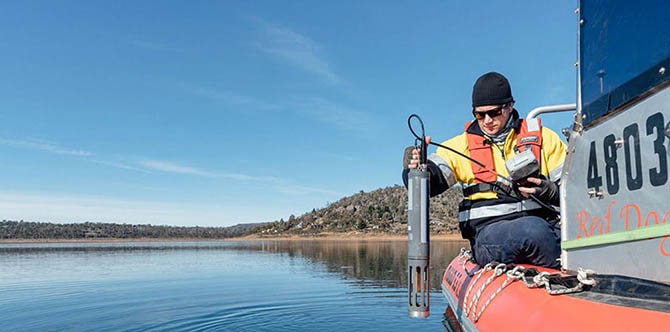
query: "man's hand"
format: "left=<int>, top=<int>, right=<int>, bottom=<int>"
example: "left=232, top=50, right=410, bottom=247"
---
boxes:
left=517, top=176, right=559, bottom=205
left=402, top=136, right=431, bottom=169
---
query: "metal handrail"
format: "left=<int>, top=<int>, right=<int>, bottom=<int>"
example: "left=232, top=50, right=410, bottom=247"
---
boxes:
left=526, top=103, right=577, bottom=119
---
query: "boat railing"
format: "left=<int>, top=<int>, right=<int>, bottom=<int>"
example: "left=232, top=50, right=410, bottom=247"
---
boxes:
left=525, top=103, right=576, bottom=120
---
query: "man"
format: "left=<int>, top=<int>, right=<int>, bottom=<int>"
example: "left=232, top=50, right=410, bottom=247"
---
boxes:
left=403, top=72, right=566, bottom=269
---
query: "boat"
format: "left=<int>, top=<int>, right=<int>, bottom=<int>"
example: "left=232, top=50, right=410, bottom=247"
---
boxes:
left=411, top=0, right=670, bottom=330
left=441, top=250, right=669, bottom=331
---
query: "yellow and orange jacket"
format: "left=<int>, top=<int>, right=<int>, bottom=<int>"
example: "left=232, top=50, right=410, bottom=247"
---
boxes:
left=425, top=110, right=566, bottom=238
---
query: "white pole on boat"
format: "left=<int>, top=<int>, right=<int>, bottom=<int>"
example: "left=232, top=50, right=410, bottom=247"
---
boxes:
left=407, top=161, right=430, bottom=318
left=525, top=103, right=576, bottom=120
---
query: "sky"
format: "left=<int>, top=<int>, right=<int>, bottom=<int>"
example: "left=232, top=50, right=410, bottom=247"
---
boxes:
left=0, top=1, right=578, bottom=227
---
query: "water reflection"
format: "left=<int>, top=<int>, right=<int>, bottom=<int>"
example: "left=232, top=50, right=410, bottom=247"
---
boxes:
left=0, top=239, right=468, bottom=331
left=232, top=239, right=469, bottom=289
left=0, top=239, right=469, bottom=290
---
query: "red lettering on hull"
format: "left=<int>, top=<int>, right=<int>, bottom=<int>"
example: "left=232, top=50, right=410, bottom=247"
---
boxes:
left=573, top=201, right=669, bottom=251
left=575, top=201, right=615, bottom=238
left=661, top=237, right=670, bottom=257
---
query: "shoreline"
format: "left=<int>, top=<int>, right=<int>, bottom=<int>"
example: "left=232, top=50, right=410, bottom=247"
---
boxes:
left=0, top=232, right=464, bottom=244
left=230, top=232, right=463, bottom=241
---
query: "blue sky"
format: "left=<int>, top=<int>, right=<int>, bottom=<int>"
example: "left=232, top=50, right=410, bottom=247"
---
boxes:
left=0, top=1, right=578, bottom=227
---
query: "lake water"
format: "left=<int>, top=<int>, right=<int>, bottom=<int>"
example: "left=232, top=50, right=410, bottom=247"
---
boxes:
left=0, top=239, right=468, bottom=331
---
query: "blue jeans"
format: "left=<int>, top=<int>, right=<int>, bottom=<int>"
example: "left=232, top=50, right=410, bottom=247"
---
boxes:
left=472, top=216, right=561, bottom=269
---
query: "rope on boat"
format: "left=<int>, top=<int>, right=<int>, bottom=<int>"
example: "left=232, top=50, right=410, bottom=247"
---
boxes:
left=462, top=263, right=494, bottom=318
left=577, top=268, right=597, bottom=286
left=458, top=250, right=597, bottom=322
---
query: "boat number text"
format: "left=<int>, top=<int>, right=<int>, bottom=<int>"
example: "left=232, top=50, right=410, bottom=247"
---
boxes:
left=587, top=112, right=667, bottom=194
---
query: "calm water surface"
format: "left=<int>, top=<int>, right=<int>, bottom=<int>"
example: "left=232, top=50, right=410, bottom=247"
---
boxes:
left=0, top=240, right=467, bottom=331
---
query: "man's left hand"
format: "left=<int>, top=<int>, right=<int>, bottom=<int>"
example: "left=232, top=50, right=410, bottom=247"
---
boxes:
left=517, top=177, right=559, bottom=205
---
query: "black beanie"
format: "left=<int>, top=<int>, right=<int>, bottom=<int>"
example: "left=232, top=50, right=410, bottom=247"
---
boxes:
left=471, top=72, right=514, bottom=107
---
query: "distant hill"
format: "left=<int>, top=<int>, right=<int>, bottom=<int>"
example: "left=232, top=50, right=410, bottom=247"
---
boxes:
left=0, top=185, right=463, bottom=240
left=0, top=220, right=261, bottom=240
left=253, top=185, right=462, bottom=237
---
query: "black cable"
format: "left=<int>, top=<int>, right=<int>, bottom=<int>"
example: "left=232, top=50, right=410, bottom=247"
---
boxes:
left=408, top=114, right=504, bottom=180
left=527, top=192, right=561, bottom=217
left=407, top=114, right=427, bottom=165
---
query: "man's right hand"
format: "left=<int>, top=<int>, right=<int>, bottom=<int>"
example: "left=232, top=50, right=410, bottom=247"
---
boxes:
left=402, top=136, right=431, bottom=169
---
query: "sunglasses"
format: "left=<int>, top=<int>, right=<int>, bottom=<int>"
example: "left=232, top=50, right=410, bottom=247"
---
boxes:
left=472, top=104, right=508, bottom=120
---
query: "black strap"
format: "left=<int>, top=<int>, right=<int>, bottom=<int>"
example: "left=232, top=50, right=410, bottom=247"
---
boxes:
left=462, top=183, right=497, bottom=197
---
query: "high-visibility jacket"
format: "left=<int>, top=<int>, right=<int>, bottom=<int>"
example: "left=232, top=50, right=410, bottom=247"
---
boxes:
left=426, top=113, right=566, bottom=238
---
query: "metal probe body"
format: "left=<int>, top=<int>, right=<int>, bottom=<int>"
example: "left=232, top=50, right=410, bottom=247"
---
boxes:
left=407, top=164, right=430, bottom=318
